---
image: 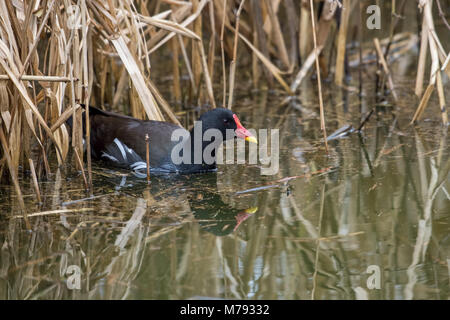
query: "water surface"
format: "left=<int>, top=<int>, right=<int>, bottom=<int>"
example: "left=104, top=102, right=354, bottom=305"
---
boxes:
left=0, top=80, right=449, bottom=300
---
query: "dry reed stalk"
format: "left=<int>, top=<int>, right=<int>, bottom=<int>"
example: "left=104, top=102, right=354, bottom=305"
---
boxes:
left=373, top=38, right=398, bottom=101
left=19, top=0, right=56, bottom=78
left=291, top=0, right=339, bottom=92
left=146, top=3, right=193, bottom=51
left=383, top=0, right=407, bottom=59
left=435, top=71, right=448, bottom=125
left=0, top=122, right=26, bottom=214
left=239, top=33, right=293, bottom=94
left=148, top=78, right=182, bottom=126
left=0, top=75, right=73, bottom=82
left=112, top=37, right=164, bottom=121
left=28, top=158, right=41, bottom=203
left=335, top=0, right=351, bottom=86
left=290, top=45, right=323, bottom=92
left=192, top=0, right=204, bottom=103
left=73, top=15, right=84, bottom=168
left=220, top=0, right=228, bottom=107
left=69, top=61, right=81, bottom=170
left=309, top=0, right=328, bottom=152
left=207, top=1, right=216, bottom=82
left=227, top=0, right=246, bottom=109
left=50, top=104, right=81, bottom=132
left=176, top=32, right=197, bottom=97
left=171, top=36, right=181, bottom=102
left=93, top=0, right=167, bottom=122
left=250, top=0, right=273, bottom=85
left=197, top=40, right=217, bottom=108
left=412, top=0, right=448, bottom=124
left=129, top=83, right=148, bottom=120
left=10, top=208, right=93, bottom=219
left=284, top=0, right=299, bottom=71
left=81, top=0, right=92, bottom=190
left=412, top=84, right=434, bottom=122
left=440, top=52, right=450, bottom=72
left=251, top=29, right=260, bottom=88
left=316, top=1, right=339, bottom=77
left=73, top=147, right=89, bottom=191
left=131, top=11, right=201, bottom=40
left=112, top=68, right=129, bottom=108
left=263, top=0, right=290, bottom=68
left=299, top=0, right=312, bottom=61
left=0, top=45, right=62, bottom=159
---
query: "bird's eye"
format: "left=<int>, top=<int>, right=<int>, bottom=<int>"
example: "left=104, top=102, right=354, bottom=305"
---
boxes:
left=223, top=118, right=230, bottom=125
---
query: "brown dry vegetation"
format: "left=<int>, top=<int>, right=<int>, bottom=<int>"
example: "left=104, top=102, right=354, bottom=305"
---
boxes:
left=0, top=0, right=449, bottom=220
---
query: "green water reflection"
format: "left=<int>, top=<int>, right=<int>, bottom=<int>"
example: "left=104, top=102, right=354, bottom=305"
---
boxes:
left=0, top=82, right=448, bottom=300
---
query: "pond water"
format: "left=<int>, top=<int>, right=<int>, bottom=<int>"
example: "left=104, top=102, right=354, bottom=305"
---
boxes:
left=0, top=77, right=448, bottom=300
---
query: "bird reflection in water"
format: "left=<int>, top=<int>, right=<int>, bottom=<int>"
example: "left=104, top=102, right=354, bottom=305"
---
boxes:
left=111, top=173, right=258, bottom=236
left=189, top=192, right=258, bottom=236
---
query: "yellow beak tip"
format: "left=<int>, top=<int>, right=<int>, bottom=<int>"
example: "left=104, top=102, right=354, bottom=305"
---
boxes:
left=245, top=207, right=258, bottom=214
left=245, top=136, right=258, bottom=144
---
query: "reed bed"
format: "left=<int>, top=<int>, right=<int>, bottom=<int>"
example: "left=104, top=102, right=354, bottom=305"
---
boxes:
left=0, top=0, right=449, bottom=207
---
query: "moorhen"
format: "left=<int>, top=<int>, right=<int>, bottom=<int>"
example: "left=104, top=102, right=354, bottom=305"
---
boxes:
left=70, top=106, right=257, bottom=175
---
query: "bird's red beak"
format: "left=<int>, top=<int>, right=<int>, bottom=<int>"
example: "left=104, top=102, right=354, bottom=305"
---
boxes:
left=233, top=114, right=257, bottom=144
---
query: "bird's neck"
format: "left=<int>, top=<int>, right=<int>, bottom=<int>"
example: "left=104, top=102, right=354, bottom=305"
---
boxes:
left=179, top=128, right=222, bottom=172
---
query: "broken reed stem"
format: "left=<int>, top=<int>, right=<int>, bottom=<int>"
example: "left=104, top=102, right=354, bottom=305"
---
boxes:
left=50, top=104, right=81, bottom=132
left=74, top=147, right=89, bottom=191
left=227, top=0, right=246, bottom=110
left=373, top=38, right=398, bottom=101
left=0, top=75, right=74, bottom=82
left=412, top=84, right=434, bottom=123
left=309, top=0, right=328, bottom=152
left=145, top=134, right=150, bottom=183
left=28, top=158, right=42, bottom=203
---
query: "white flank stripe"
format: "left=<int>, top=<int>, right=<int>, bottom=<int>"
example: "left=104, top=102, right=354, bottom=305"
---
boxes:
left=101, top=152, right=119, bottom=162
left=130, top=161, right=147, bottom=170
left=114, top=138, right=127, bottom=161
left=131, top=161, right=148, bottom=179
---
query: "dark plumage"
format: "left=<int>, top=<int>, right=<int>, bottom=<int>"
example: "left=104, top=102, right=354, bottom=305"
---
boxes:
left=68, top=106, right=256, bottom=175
